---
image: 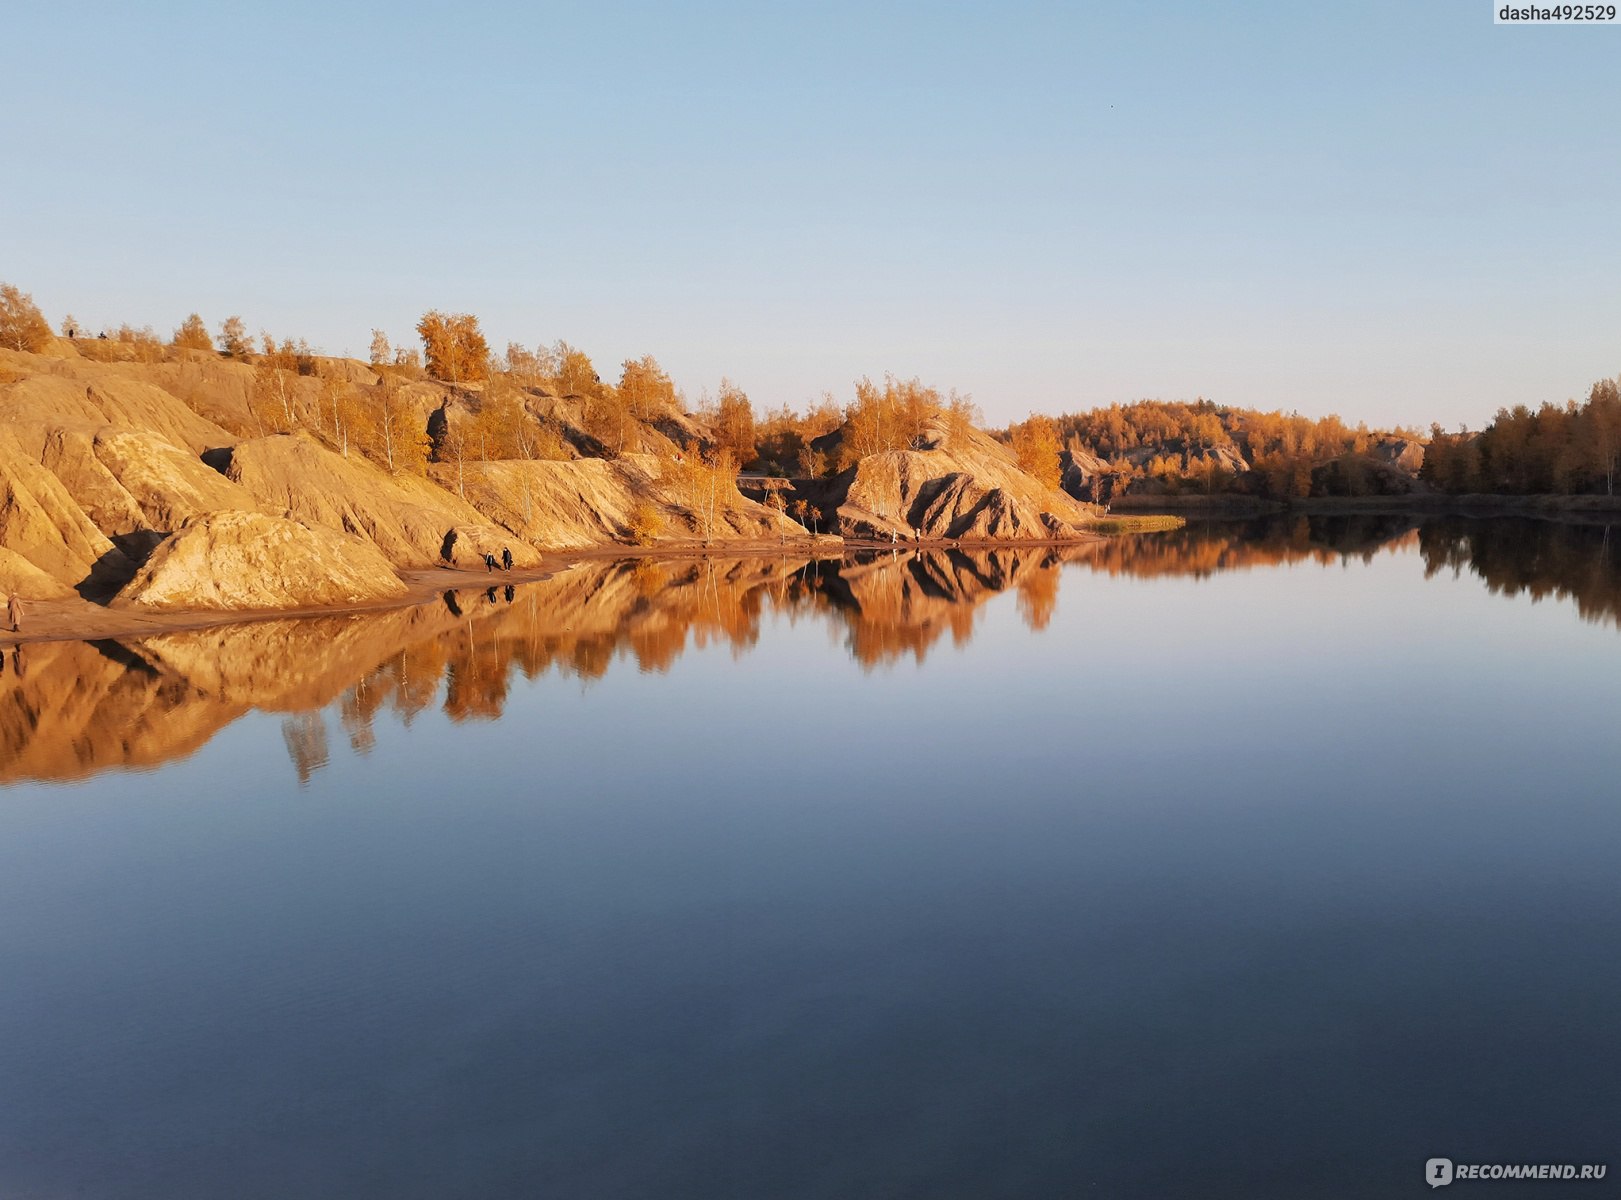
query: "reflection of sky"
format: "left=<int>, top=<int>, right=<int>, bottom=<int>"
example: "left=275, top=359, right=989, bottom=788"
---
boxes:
left=0, top=539, right=1618, bottom=1198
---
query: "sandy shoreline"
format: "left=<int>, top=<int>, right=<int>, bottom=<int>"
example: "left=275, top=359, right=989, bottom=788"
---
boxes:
left=0, top=530, right=1144, bottom=649
left=0, top=537, right=829, bottom=648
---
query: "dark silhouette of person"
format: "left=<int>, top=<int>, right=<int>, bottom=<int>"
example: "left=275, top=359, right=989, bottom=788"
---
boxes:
left=485, top=586, right=498, bottom=604
left=484, top=552, right=497, bottom=572
left=12, top=647, right=25, bottom=679
left=501, top=546, right=513, bottom=571
left=503, top=584, right=515, bottom=603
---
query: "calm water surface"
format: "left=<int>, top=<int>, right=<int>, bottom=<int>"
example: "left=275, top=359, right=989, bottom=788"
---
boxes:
left=1, top=516, right=1618, bottom=1198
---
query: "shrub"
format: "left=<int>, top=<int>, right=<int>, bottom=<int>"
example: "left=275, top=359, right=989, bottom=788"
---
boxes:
left=627, top=499, right=665, bottom=545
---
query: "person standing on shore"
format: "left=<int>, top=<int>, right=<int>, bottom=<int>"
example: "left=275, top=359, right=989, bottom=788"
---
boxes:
left=6, top=593, right=21, bottom=634
left=501, top=546, right=513, bottom=572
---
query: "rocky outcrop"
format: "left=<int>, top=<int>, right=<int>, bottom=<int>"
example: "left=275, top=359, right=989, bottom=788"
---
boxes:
left=35, top=425, right=147, bottom=535
left=44, top=427, right=261, bottom=537
left=0, top=431, right=129, bottom=589
left=1059, top=445, right=1126, bottom=506
left=1184, top=444, right=1249, bottom=475
left=0, top=352, right=253, bottom=584
left=827, top=422, right=1099, bottom=541
left=112, top=512, right=407, bottom=611
left=0, top=548, right=76, bottom=600
left=1374, top=438, right=1426, bottom=474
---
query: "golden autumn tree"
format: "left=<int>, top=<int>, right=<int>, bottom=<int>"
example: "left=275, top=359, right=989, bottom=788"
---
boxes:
left=471, top=369, right=528, bottom=460
left=839, top=375, right=945, bottom=469
left=317, top=362, right=372, bottom=456
left=251, top=335, right=301, bottom=431
left=619, top=355, right=676, bottom=422
left=665, top=442, right=739, bottom=542
left=580, top=386, right=630, bottom=456
left=944, top=392, right=980, bottom=445
left=711, top=378, right=757, bottom=467
left=840, top=377, right=902, bottom=468
left=173, top=313, right=213, bottom=351
left=416, top=310, right=490, bottom=384
left=0, top=283, right=52, bottom=352
left=505, top=342, right=544, bottom=389
left=552, top=342, right=601, bottom=397
left=1009, top=416, right=1063, bottom=490
left=368, top=374, right=430, bottom=474
left=581, top=353, right=672, bottom=456
left=218, top=315, right=252, bottom=358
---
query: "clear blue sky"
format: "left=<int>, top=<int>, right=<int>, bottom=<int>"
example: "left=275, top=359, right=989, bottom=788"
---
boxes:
left=4, top=0, right=1617, bottom=429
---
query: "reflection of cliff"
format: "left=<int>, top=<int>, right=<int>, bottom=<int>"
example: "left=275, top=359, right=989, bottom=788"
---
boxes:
left=12, top=517, right=1612, bottom=786
left=1419, top=518, right=1621, bottom=629
left=807, top=547, right=1083, bottom=667
left=0, top=640, right=230, bottom=783
left=0, top=550, right=1075, bottom=785
left=0, top=557, right=811, bottom=785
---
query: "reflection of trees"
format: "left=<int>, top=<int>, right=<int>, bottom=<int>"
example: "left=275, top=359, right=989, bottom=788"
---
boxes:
left=1, top=553, right=1070, bottom=784
left=17, top=515, right=1620, bottom=786
left=1017, top=563, right=1060, bottom=631
left=1078, top=514, right=1420, bottom=579
left=1419, top=518, right=1621, bottom=629
left=279, top=712, right=329, bottom=786
left=337, top=558, right=805, bottom=743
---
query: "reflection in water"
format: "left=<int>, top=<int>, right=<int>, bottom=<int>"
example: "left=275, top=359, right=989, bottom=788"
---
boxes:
left=3, top=517, right=1619, bottom=786
left=1419, top=517, right=1621, bottom=629
left=280, top=711, right=330, bottom=787
left=1080, top=511, right=1424, bottom=578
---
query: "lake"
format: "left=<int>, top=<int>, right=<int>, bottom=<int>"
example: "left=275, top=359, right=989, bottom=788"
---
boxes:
left=1, top=515, right=1617, bottom=1198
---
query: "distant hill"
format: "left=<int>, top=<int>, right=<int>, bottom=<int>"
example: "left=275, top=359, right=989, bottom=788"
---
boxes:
left=1037, top=399, right=1429, bottom=503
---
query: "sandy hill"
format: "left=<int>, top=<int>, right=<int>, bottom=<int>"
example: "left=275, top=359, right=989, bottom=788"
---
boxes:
left=813, top=420, right=1100, bottom=541
left=0, top=347, right=812, bottom=612
left=0, top=340, right=1117, bottom=618
left=113, top=512, right=411, bottom=612
left=439, top=454, right=803, bottom=549
left=220, top=432, right=516, bottom=566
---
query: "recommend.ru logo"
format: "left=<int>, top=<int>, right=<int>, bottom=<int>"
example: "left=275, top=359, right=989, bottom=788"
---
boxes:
left=1425, top=1157, right=1608, bottom=1186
